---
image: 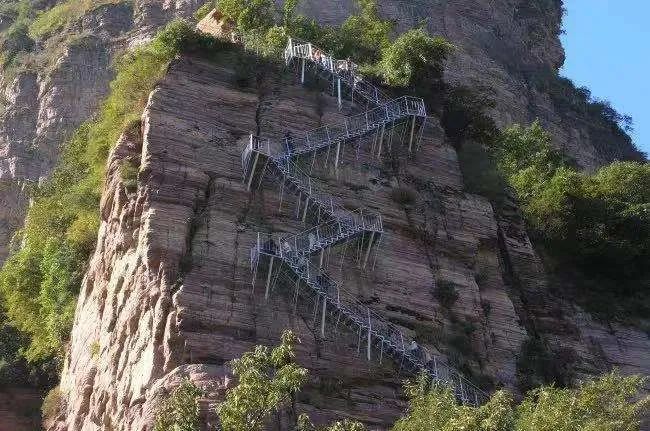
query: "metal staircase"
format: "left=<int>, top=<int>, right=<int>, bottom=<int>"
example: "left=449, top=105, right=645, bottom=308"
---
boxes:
left=251, top=237, right=487, bottom=406
left=242, top=38, right=488, bottom=407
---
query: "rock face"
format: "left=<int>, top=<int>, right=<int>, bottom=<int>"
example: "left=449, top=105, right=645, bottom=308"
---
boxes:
left=0, top=0, right=203, bottom=264
left=0, top=1, right=647, bottom=430
left=51, top=50, right=649, bottom=430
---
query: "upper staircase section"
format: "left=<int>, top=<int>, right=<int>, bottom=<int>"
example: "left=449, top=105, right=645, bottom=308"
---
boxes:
left=281, top=96, right=426, bottom=158
left=285, top=38, right=390, bottom=107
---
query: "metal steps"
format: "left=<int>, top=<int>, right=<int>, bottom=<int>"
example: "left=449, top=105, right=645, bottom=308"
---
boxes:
left=242, top=38, right=489, bottom=407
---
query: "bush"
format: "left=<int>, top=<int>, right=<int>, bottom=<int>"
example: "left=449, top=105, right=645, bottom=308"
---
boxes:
left=216, top=330, right=308, bottom=431
left=441, top=86, right=498, bottom=147
left=119, top=159, right=139, bottom=192
left=0, top=20, right=34, bottom=67
left=457, top=140, right=506, bottom=203
left=392, top=371, right=649, bottom=431
left=29, top=0, right=124, bottom=39
left=436, top=279, right=459, bottom=308
left=494, top=122, right=650, bottom=319
left=376, top=29, right=453, bottom=87
left=42, top=386, right=64, bottom=422
left=516, top=337, right=574, bottom=392
left=154, top=380, right=204, bottom=431
left=0, top=20, right=224, bottom=365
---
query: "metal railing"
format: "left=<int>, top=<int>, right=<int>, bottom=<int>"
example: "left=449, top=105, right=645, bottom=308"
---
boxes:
left=242, top=37, right=489, bottom=407
left=245, top=136, right=382, bottom=230
left=282, top=96, right=426, bottom=157
left=285, top=38, right=391, bottom=106
left=251, top=240, right=488, bottom=406
left=254, top=210, right=382, bottom=259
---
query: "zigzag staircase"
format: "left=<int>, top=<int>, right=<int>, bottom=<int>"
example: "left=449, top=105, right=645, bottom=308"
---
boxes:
left=242, top=39, right=488, bottom=406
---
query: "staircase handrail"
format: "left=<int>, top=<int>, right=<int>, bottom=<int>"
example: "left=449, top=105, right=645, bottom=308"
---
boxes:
left=284, top=37, right=391, bottom=106
left=255, top=209, right=382, bottom=259
left=253, top=239, right=488, bottom=404
left=249, top=135, right=382, bottom=229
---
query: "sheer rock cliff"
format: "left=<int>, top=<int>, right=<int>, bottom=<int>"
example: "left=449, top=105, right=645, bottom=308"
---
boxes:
left=50, top=53, right=648, bottom=430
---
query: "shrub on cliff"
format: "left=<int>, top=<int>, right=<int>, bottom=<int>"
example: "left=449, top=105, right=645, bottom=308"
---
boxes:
left=154, top=380, right=204, bottom=431
left=0, top=20, right=224, bottom=365
left=216, top=330, right=308, bottom=431
left=375, top=29, right=453, bottom=87
left=29, top=0, right=127, bottom=39
left=493, top=122, right=650, bottom=319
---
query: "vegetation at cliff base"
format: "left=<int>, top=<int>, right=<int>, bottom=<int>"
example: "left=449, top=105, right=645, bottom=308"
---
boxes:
left=157, top=333, right=649, bottom=431
left=154, top=380, right=204, bottom=431
left=216, top=331, right=308, bottom=431
left=0, top=21, right=224, bottom=368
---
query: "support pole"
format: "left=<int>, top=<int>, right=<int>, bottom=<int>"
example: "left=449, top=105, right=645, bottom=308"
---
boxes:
left=246, top=153, right=260, bottom=191
left=362, top=231, right=376, bottom=269
left=337, top=78, right=342, bottom=110
left=278, top=180, right=285, bottom=212
left=319, top=249, right=325, bottom=268
left=408, top=115, right=417, bottom=153
left=264, top=257, right=274, bottom=300
left=377, top=123, right=385, bottom=158
left=334, top=141, right=341, bottom=170
left=321, top=297, right=327, bottom=337
left=295, top=192, right=302, bottom=219
left=301, top=57, right=306, bottom=84
left=367, top=309, right=372, bottom=361
left=302, top=197, right=309, bottom=222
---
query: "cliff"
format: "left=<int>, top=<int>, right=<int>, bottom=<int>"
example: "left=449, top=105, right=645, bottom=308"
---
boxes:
left=51, top=50, right=648, bottom=429
left=0, top=1, right=647, bottom=430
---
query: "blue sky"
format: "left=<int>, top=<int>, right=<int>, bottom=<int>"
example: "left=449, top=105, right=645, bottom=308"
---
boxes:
left=560, top=0, right=649, bottom=156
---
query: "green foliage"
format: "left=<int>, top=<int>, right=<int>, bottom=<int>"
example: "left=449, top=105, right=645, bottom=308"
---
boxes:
left=376, top=29, right=453, bottom=87
left=298, top=414, right=367, bottom=431
left=392, top=371, right=649, bottom=431
left=332, top=0, right=393, bottom=63
left=29, top=0, right=126, bottom=40
left=194, top=2, right=215, bottom=21
left=0, top=20, right=34, bottom=67
left=216, top=330, right=308, bottom=431
left=42, top=386, right=64, bottom=422
left=494, top=123, right=650, bottom=318
left=119, top=159, right=139, bottom=192
left=0, top=0, right=36, bottom=68
left=154, top=380, right=204, bottom=431
left=0, top=20, right=224, bottom=365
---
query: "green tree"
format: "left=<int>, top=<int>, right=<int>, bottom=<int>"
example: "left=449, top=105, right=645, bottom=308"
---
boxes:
left=377, top=29, right=453, bottom=87
left=392, top=372, right=649, bottom=431
left=216, top=330, right=308, bottom=431
left=491, top=122, right=650, bottom=318
left=334, top=0, right=393, bottom=63
left=154, top=380, right=204, bottom=431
